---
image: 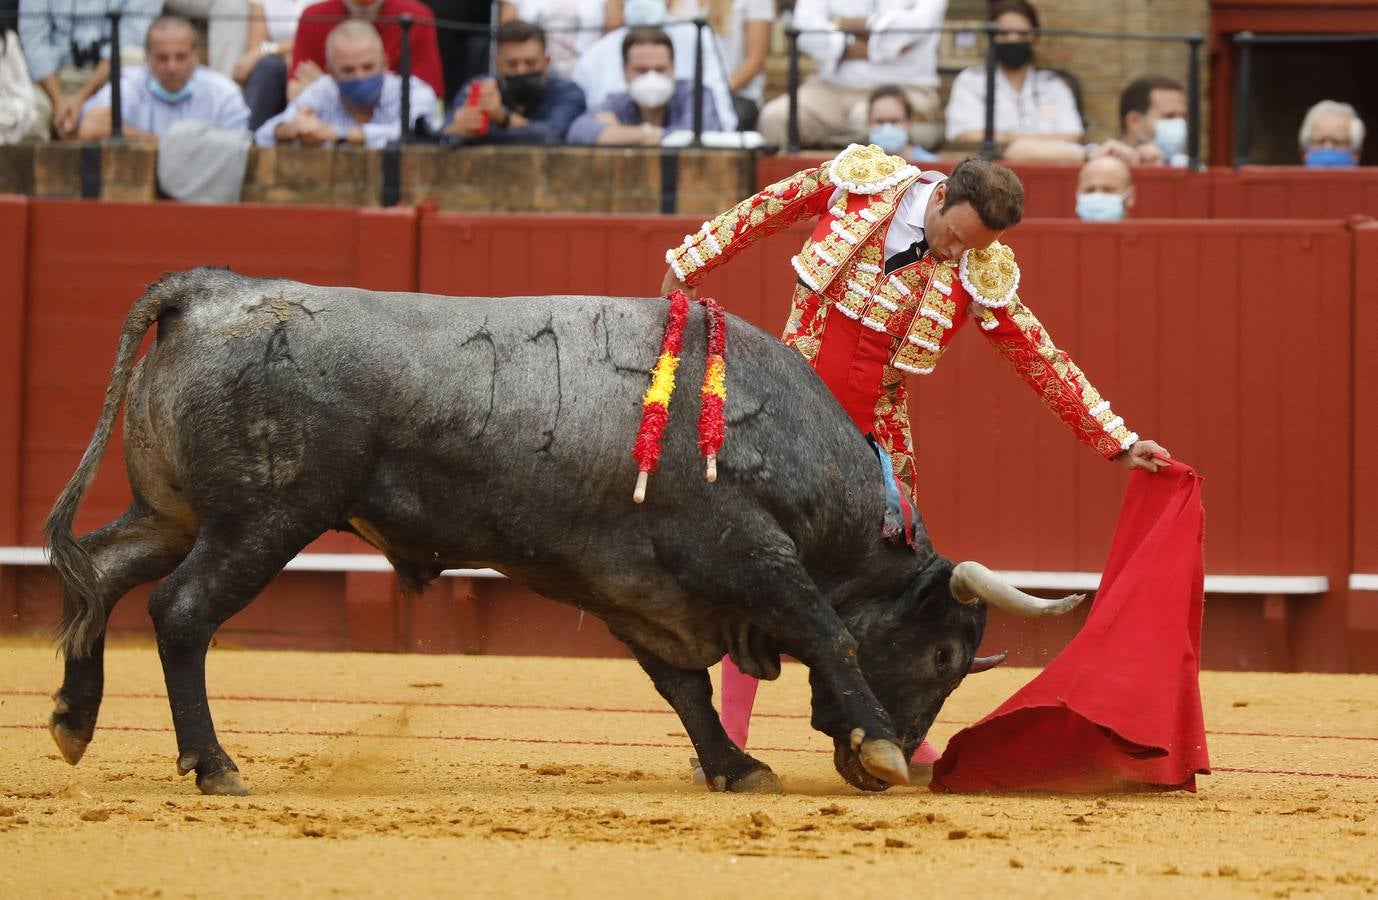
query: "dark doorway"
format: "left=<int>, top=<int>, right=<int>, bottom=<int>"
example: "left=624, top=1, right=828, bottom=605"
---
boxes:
left=1239, top=40, right=1376, bottom=165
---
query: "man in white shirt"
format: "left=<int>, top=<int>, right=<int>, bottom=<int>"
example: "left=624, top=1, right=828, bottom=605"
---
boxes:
left=757, top=0, right=947, bottom=149
left=255, top=19, right=436, bottom=149
left=77, top=16, right=249, bottom=140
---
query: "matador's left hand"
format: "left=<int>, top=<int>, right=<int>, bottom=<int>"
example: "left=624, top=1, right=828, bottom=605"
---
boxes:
left=1118, top=439, right=1172, bottom=473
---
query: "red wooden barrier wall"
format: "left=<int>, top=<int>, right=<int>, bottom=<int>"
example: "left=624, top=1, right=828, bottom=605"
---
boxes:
left=1350, top=220, right=1378, bottom=671
left=1, top=196, right=1372, bottom=671
left=757, top=157, right=1378, bottom=220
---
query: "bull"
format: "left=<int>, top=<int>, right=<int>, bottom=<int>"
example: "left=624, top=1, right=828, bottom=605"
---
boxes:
left=44, top=268, right=1083, bottom=796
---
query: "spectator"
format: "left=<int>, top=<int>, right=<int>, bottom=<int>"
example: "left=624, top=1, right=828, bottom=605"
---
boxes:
left=502, top=0, right=622, bottom=79
left=1, top=25, right=41, bottom=143
left=163, top=0, right=249, bottom=77
left=1298, top=99, right=1364, bottom=167
left=865, top=84, right=934, bottom=162
left=256, top=19, right=435, bottom=147
left=77, top=15, right=248, bottom=139
left=443, top=20, right=585, bottom=144
left=1111, top=74, right=1187, bottom=166
left=19, top=0, right=160, bottom=139
left=944, top=0, right=1081, bottom=149
left=288, top=0, right=443, bottom=102
left=571, top=0, right=737, bottom=132
left=1075, top=153, right=1133, bottom=222
left=665, top=0, right=771, bottom=130
left=757, top=0, right=945, bottom=149
left=232, top=0, right=312, bottom=130
left=567, top=25, right=717, bottom=144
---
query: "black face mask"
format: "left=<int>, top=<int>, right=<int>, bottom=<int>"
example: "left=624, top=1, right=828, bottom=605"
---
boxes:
left=994, top=41, right=1034, bottom=69
left=501, top=73, right=546, bottom=109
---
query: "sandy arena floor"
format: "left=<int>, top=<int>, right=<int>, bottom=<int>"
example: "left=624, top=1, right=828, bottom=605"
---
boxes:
left=0, top=637, right=1375, bottom=898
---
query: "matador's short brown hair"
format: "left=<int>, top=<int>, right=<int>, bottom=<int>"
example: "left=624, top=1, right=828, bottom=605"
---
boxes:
left=942, top=158, right=1025, bottom=231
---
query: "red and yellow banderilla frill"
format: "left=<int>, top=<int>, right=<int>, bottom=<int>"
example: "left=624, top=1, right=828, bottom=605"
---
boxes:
left=631, top=291, right=728, bottom=502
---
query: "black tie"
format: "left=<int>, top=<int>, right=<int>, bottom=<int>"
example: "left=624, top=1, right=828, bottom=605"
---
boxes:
left=884, top=238, right=929, bottom=274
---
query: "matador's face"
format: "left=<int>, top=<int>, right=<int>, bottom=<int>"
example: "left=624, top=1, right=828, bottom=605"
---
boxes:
left=923, top=184, right=1002, bottom=263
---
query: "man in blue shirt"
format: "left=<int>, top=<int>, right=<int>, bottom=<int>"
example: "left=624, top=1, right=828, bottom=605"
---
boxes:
left=443, top=20, right=586, bottom=146
left=19, top=0, right=160, bottom=138
left=77, top=16, right=249, bottom=140
left=255, top=19, right=436, bottom=150
left=567, top=27, right=719, bottom=146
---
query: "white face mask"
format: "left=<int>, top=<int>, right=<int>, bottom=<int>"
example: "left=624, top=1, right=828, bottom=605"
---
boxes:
left=624, top=0, right=668, bottom=26
left=1075, top=191, right=1126, bottom=223
left=628, top=71, right=675, bottom=109
left=1152, top=117, right=1187, bottom=160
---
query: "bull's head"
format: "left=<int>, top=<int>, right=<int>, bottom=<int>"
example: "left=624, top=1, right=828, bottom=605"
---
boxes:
left=813, top=559, right=1084, bottom=791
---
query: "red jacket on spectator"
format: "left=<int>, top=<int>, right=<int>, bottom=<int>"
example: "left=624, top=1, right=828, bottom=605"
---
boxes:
left=291, top=0, right=446, bottom=98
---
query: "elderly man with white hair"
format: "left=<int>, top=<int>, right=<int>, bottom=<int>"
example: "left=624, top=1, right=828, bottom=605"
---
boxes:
left=254, top=19, right=435, bottom=149
left=1298, top=99, right=1364, bottom=168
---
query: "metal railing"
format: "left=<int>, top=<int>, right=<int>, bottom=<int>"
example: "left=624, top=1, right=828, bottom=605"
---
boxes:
left=783, top=22, right=1205, bottom=169
left=1231, top=30, right=1378, bottom=167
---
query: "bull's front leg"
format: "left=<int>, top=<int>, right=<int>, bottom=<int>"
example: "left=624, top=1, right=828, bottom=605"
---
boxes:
left=626, top=644, right=782, bottom=793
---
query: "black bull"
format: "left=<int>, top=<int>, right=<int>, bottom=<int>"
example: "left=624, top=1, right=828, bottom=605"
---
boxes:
left=44, top=268, right=1082, bottom=796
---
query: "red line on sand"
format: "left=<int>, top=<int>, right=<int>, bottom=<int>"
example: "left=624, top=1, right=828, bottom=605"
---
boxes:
left=4, top=721, right=1377, bottom=781
left=3, top=689, right=1376, bottom=744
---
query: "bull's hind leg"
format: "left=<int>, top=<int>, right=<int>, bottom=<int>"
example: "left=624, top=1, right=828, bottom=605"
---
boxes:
left=50, top=505, right=194, bottom=765
left=627, top=645, right=781, bottom=794
left=147, top=520, right=318, bottom=796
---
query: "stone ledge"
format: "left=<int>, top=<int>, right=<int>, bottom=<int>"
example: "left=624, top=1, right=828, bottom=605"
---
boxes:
left=1, top=142, right=758, bottom=215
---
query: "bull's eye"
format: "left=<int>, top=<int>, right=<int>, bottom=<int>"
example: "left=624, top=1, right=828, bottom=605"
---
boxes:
left=934, top=646, right=951, bottom=671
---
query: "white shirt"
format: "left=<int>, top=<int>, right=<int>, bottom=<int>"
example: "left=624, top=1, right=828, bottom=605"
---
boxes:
left=257, top=0, right=315, bottom=45
left=254, top=72, right=437, bottom=148
left=513, top=0, right=609, bottom=80
left=571, top=21, right=739, bottom=131
left=671, top=0, right=774, bottom=104
left=944, top=65, right=1083, bottom=142
left=792, top=0, right=948, bottom=90
left=824, top=176, right=938, bottom=263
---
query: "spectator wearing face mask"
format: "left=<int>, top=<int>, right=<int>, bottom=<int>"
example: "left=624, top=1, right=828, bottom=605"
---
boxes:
left=566, top=25, right=718, bottom=145
left=256, top=19, right=436, bottom=148
left=571, top=0, right=738, bottom=132
left=1107, top=75, right=1187, bottom=167
left=1075, top=154, right=1133, bottom=223
left=288, top=0, right=444, bottom=102
left=444, top=19, right=586, bottom=144
left=1298, top=100, right=1364, bottom=168
left=943, top=0, right=1081, bottom=149
left=865, top=84, right=935, bottom=162
left=76, top=15, right=248, bottom=140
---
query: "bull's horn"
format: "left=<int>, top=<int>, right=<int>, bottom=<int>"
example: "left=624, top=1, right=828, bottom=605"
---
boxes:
left=949, top=561, right=1086, bottom=617
left=968, top=651, right=1008, bottom=673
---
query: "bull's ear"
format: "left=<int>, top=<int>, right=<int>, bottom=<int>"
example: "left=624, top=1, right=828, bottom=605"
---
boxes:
left=968, top=651, right=1008, bottom=674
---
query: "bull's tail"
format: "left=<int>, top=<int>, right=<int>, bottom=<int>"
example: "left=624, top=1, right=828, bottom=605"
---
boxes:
left=45, top=271, right=198, bottom=658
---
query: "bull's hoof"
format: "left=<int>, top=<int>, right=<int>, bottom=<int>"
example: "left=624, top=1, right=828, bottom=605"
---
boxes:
left=725, top=767, right=782, bottom=794
left=49, top=720, right=91, bottom=766
left=859, top=739, right=909, bottom=787
left=196, top=769, right=251, bottom=797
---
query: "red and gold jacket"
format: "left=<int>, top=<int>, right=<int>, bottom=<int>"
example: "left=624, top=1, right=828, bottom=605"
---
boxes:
left=664, top=144, right=1139, bottom=460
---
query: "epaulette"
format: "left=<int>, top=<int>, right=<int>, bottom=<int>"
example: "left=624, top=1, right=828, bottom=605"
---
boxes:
left=827, top=143, right=920, bottom=195
left=959, top=241, right=1021, bottom=308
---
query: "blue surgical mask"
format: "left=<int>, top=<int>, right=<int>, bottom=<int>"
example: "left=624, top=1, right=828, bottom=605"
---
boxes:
left=1304, top=148, right=1357, bottom=168
left=868, top=123, right=908, bottom=155
left=338, top=72, right=386, bottom=108
left=1076, top=191, right=1126, bottom=222
left=1152, top=116, right=1187, bottom=160
left=148, top=74, right=194, bottom=104
left=624, top=0, right=667, bottom=26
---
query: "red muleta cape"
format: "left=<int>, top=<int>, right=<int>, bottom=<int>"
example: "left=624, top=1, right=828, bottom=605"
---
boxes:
left=931, top=459, right=1211, bottom=793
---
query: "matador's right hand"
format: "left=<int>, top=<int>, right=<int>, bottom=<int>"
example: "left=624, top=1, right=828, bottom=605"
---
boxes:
left=660, top=267, right=696, bottom=299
